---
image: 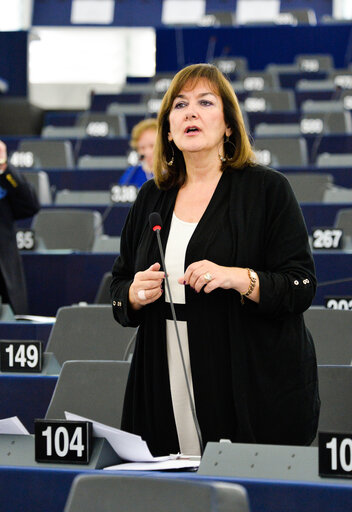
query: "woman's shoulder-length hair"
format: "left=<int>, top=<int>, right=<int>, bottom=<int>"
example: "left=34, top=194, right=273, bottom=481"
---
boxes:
left=153, top=63, right=256, bottom=190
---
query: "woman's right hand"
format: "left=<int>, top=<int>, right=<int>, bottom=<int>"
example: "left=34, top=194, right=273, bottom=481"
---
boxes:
left=129, top=262, right=165, bottom=310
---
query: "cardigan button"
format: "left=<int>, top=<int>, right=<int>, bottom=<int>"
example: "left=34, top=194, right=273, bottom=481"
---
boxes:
left=294, top=280, right=299, bottom=286
left=112, top=300, right=117, bottom=306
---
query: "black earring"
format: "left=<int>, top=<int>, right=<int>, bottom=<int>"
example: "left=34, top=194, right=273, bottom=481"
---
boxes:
left=219, top=136, right=236, bottom=163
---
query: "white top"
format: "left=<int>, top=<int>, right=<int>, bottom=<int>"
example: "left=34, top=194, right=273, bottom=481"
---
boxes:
left=164, top=213, right=201, bottom=456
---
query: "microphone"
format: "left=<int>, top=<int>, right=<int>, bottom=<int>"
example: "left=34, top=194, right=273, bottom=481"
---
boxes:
left=149, top=212, right=204, bottom=454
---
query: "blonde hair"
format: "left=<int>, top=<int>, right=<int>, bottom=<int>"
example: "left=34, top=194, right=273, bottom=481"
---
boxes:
left=130, top=118, right=158, bottom=149
left=154, top=63, right=255, bottom=190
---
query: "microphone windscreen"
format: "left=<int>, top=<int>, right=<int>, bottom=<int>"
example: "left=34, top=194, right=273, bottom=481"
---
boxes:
left=149, top=212, right=162, bottom=231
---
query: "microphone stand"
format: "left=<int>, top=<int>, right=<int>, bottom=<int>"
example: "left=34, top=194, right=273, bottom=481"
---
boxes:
left=152, top=222, right=204, bottom=455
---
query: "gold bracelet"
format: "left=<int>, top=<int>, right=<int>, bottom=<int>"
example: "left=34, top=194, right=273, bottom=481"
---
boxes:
left=240, top=268, right=257, bottom=304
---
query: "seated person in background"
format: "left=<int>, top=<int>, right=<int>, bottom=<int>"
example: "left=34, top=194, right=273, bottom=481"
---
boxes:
left=119, top=118, right=157, bottom=187
left=0, top=140, right=40, bottom=314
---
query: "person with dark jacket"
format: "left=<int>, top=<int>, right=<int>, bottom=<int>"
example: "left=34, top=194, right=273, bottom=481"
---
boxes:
left=0, top=140, right=40, bottom=314
left=110, top=64, right=320, bottom=457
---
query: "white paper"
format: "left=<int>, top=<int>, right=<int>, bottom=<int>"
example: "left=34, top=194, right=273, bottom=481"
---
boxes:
left=104, top=458, right=200, bottom=471
left=0, top=417, right=30, bottom=435
left=71, top=0, right=114, bottom=25
left=14, top=315, right=56, bottom=323
left=65, top=412, right=172, bottom=462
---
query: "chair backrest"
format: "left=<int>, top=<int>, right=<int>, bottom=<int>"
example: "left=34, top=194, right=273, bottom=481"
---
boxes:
left=314, top=366, right=352, bottom=445
left=301, top=111, right=352, bottom=134
left=45, top=360, right=131, bottom=428
left=301, top=100, right=345, bottom=113
left=304, top=308, right=352, bottom=365
left=94, top=272, right=113, bottom=303
left=46, top=305, right=136, bottom=365
left=316, top=153, right=352, bottom=168
left=295, top=54, right=334, bottom=72
left=335, top=208, right=352, bottom=236
left=75, top=112, right=127, bottom=137
left=55, top=190, right=111, bottom=206
left=284, top=172, right=333, bottom=202
left=208, top=10, right=236, bottom=26
left=92, top=236, right=120, bottom=254
left=21, top=170, right=52, bottom=205
left=296, top=79, right=335, bottom=92
left=254, top=123, right=301, bottom=137
left=280, top=8, right=317, bottom=25
left=31, top=208, right=103, bottom=250
left=241, top=71, right=279, bottom=91
left=212, top=56, right=247, bottom=77
left=77, top=155, right=128, bottom=169
left=41, top=126, right=86, bottom=138
left=18, top=140, right=75, bottom=169
left=64, top=474, right=250, bottom=512
left=245, top=90, right=296, bottom=112
left=254, top=137, right=308, bottom=167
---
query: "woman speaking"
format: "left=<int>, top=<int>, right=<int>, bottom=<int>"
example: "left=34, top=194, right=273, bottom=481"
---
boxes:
left=110, top=63, right=320, bottom=456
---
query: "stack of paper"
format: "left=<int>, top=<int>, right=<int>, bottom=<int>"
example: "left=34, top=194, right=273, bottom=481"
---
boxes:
left=65, top=411, right=200, bottom=471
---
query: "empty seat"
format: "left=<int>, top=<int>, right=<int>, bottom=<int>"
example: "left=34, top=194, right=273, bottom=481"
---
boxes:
left=255, top=123, right=301, bottom=137
left=206, top=10, right=236, bottom=26
left=92, top=236, right=120, bottom=254
left=312, top=366, right=352, bottom=445
left=64, top=474, right=250, bottom=512
left=94, top=272, right=113, bottom=303
left=41, top=126, right=86, bottom=138
left=301, top=111, right=352, bottom=134
left=335, top=208, right=352, bottom=237
left=21, top=170, right=52, bottom=205
left=75, top=112, right=127, bottom=137
left=45, top=360, right=130, bottom=428
left=296, top=79, right=335, bottom=91
left=244, top=90, right=296, bottom=112
left=45, top=305, right=136, bottom=365
left=323, top=186, right=352, bottom=203
left=316, top=153, right=352, bottom=167
left=107, top=102, right=149, bottom=116
left=212, top=57, right=247, bottom=77
left=241, top=71, right=280, bottom=91
left=295, top=54, right=334, bottom=73
left=278, top=8, right=317, bottom=25
left=254, top=137, right=308, bottom=167
left=301, top=100, right=345, bottom=113
left=77, top=155, right=128, bottom=169
left=304, top=308, right=352, bottom=365
left=18, top=140, right=75, bottom=169
left=31, top=208, right=103, bottom=251
left=284, top=172, right=334, bottom=202
left=55, top=190, right=111, bottom=205
left=330, top=70, right=352, bottom=90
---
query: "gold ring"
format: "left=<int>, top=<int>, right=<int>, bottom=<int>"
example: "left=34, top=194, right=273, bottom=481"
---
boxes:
left=204, top=272, right=213, bottom=282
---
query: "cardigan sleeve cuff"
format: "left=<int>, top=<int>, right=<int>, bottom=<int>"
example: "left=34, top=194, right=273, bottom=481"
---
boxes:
left=256, top=270, right=315, bottom=317
left=111, top=279, right=143, bottom=327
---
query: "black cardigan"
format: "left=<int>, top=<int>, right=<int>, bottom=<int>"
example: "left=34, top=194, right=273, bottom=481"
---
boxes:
left=111, top=164, right=320, bottom=456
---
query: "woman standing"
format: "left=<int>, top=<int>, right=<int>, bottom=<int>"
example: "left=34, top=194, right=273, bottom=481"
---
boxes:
left=111, top=64, right=320, bottom=456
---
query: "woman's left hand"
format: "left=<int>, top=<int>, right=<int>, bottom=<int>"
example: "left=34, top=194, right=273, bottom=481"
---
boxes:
left=178, top=260, right=239, bottom=294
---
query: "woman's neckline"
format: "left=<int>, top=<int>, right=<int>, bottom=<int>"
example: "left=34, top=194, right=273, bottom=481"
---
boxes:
left=172, top=212, right=198, bottom=226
